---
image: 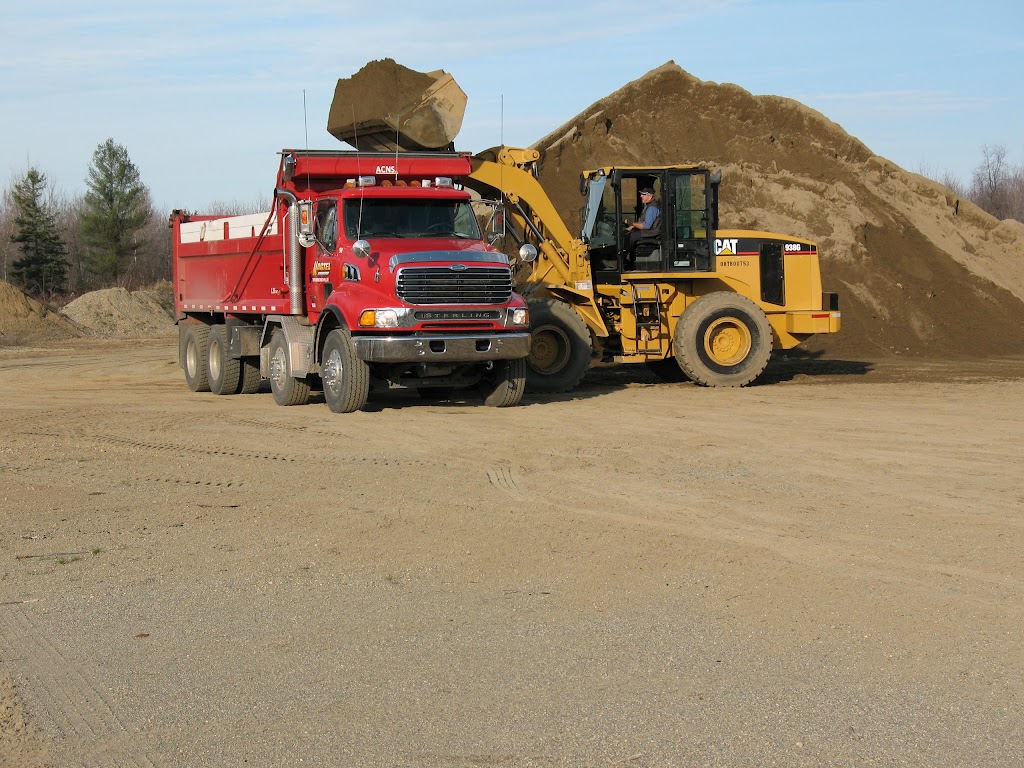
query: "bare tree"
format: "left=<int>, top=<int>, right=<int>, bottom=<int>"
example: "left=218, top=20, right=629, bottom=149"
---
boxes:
left=971, top=144, right=1012, bottom=220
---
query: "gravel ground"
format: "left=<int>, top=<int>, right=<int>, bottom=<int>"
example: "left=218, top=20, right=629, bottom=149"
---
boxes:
left=1, top=340, right=1022, bottom=767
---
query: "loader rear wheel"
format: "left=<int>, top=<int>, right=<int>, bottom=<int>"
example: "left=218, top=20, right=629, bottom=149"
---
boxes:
left=321, top=329, right=370, bottom=414
left=207, top=324, right=241, bottom=395
left=269, top=329, right=311, bottom=406
left=525, top=298, right=592, bottom=393
left=674, top=292, right=772, bottom=387
left=480, top=358, right=527, bottom=407
left=182, top=324, right=210, bottom=392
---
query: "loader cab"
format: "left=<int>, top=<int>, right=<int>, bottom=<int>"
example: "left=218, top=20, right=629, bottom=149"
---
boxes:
left=582, top=166, right=719, bottom=283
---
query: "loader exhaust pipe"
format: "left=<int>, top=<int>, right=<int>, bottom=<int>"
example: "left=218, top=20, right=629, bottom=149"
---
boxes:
left=274, top=188, right=304, bottom=316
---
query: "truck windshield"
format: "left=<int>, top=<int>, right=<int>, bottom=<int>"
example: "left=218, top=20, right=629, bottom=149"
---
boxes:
left=344, top=199, right=481, bottom=241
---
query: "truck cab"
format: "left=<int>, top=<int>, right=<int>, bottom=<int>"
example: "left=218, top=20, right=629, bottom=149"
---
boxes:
left=171, top=150, right=530, bottom=413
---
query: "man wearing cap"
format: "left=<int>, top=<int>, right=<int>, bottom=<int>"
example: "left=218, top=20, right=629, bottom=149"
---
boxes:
left=625, top=187, right=661, bottom=255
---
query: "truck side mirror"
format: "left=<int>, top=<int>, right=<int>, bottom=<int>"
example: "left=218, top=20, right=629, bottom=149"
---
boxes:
left=297, top=200, right=315, bottom=247
left=519, top=244, right=538, bottom=263
left=486, top=204, right=506, bottom=245
left=353, top=240, right=371, bottom=258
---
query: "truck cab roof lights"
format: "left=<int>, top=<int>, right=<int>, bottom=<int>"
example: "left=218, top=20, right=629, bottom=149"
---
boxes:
left=358, top=176, right=376, bottom=187
left=434, top=177, right=454, bottom=188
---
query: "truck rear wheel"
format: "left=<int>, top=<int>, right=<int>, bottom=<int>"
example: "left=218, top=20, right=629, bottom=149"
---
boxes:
left=269, top=329, right=311, bottom=406
left=674, top=292, right=772, bottom=387
left=207, top=324, right=241, bottom=396
left=480, top=358, right=527, bottom=407
left=182, top=324, right=210, bottom=392
left=321, top=329, right=370, bottom=413
left=237, top=358, right=261, bottom=394
left=525, top=298, right=592, bottom=393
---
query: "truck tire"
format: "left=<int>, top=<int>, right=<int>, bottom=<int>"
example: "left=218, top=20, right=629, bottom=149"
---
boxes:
left=673, top=292, right=772, bottom=387
left=182, top=324, right=211, bottom=392
left=525, top=298, right=592, bottom=393
left=237, top=357, right=261, bottom=394
left=480, top=358, right=527, bottom=407
left=207, top=324, right=241, bottom=395
left=268, top=329, right=311, bottom=406
left=321, top=329, right=370, bottom=414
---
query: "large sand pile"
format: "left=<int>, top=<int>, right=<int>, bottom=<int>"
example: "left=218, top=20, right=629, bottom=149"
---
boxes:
left=60, top=285, right=176, bottom=338
left=0, top=281, right=81, bottom=344
left=531, top=62, right=1024, bottom=358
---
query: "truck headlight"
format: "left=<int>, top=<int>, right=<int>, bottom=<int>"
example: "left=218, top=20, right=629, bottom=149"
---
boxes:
left=359, top=309, right=399, bottom=328
left=511, top=308, right=529, bottom=326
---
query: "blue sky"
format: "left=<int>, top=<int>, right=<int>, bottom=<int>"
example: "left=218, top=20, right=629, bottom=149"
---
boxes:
left=2, top=0, right=1021, bottom=210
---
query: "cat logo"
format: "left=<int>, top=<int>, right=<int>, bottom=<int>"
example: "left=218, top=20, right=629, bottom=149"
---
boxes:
left=714, top=238, right=739, bottom=255
left=375, top=165, right=397, bottom=175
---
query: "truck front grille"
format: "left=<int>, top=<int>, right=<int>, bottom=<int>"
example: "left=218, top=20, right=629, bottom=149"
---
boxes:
left=396, top=266, right=513, bottom=305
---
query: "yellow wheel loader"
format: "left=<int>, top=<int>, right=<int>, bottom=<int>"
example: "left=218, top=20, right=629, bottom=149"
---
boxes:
left=466, top=147, right=841, bottom=391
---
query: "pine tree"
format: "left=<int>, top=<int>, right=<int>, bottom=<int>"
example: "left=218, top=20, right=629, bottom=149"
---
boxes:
left=81, top=139, right=151, bottom=283
left=9, top=167, right=69, bottom=297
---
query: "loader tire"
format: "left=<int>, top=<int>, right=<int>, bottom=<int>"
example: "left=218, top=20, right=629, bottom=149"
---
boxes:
left=207, top=324, right=241, bottom=395
left=269, top=329, right=311, bottom=406
left=182, top=323, right=210, bottom=393
left=525, top=298, right=592, bottom=393
left=480, top=358, right=527, bottom=407
left=674, top=292, right=772, bottom=387
left=321, top=329, right=370, bottom=414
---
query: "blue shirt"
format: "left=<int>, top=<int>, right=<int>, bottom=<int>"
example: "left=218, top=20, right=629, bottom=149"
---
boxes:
left=641, top=202, right=660, bottom=229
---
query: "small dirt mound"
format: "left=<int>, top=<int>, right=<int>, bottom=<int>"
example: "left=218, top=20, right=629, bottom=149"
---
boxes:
left=60, top=286, right=176, bottom=338
left=0, top=281, right=82, bottom=344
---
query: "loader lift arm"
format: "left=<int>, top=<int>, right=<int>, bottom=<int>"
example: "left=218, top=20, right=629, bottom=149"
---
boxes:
left=467, top=147, right=609, bottom=338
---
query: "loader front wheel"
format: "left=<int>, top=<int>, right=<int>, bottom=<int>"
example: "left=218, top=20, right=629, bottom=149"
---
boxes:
left=674, top=292, right=772, bottom=387
left=525, top=298, right=592, bottom=393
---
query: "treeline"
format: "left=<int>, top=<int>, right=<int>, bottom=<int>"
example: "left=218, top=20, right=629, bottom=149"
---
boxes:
left=927, top=144, right=1024, bottom=224
left=2, top=140, right=1021, bottom=303
left=0, top=139, right=171, bottom=301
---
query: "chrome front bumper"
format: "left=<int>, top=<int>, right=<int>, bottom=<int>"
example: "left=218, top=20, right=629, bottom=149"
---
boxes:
left=352, top=333, right=531, bottom=363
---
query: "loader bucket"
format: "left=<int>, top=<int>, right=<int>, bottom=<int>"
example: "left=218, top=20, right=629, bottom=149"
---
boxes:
left=327, top=59, right=467, bottom=152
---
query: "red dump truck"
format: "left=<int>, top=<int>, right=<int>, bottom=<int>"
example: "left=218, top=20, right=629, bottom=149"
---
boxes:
left=170, top=150, right=531, bottom=412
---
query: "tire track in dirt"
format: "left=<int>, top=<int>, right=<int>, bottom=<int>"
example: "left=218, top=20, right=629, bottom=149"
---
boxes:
left=0, top=459, right=244, bottom=490
left=482, top=461, right=1024, bottom=604
left=0, top=606, right=155, bottom=768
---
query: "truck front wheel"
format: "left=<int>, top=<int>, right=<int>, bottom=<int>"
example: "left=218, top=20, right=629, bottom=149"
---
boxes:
left=321, top=329, right=370, bottom=414
left=269, top=329, right=311, bottom=406
left=525, top=298, right=592, bottom=393
left=673, top=292, right=772, bottom=387
left=480, top=358, right=527, bottom=407
left=182, top=324, right=210, bottom=392
left=207, top=324, right=241, bottom=395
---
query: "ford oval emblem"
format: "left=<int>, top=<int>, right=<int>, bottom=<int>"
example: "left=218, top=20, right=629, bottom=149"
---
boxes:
left=451, top=264, right=468, bottom=271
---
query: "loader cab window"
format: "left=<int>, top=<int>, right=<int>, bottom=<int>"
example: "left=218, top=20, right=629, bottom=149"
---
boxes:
left=314, top=200, right=338, bottom=252
left=582, top=174, right=620, bottom=274
left=668, top=171, right=713, bottom=272
left=620, top=175, right=664, bottom=273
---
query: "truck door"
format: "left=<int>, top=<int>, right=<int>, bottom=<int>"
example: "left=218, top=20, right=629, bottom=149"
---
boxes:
left=667, top=171, right=713, bottom=272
